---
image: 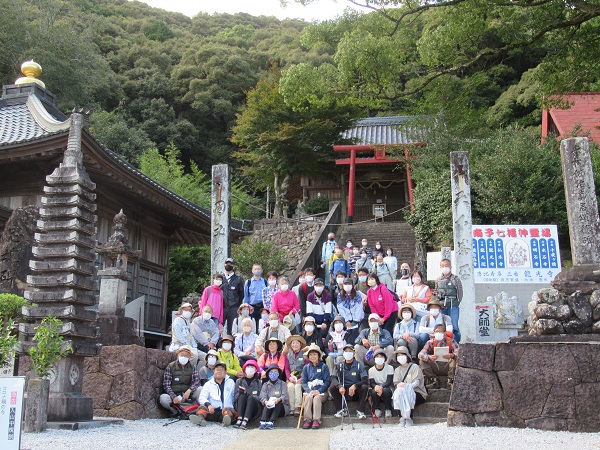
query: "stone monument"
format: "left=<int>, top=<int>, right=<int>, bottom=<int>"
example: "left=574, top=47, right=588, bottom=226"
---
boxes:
left=211, top=164, right=230, bottom=276
left=19, top=112, right=100, bottom=422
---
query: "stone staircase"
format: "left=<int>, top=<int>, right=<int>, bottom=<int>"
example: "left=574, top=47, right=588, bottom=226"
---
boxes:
left=337, top=222, right=417, bottom=266
left=272, top=388, right=450, bottom=428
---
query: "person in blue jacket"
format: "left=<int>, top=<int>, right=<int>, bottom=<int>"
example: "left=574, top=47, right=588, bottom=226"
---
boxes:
left=301, top=343, right=330, bottom=429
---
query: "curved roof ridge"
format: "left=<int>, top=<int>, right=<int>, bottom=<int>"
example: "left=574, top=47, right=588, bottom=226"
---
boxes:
left=26, top=94, right=71, bottom=133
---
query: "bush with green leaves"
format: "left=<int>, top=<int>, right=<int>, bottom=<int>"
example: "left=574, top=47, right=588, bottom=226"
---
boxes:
left=304, top=196, right=330, bottom=215
left=167, top=245, right=212, bottom=312
left=231, top=240, right=288, bottom=279
left=0, top=293, right=28, bottom=323
left=28, top=317, right=71, bottom=378
left=0, top=319, right=17, bottom=367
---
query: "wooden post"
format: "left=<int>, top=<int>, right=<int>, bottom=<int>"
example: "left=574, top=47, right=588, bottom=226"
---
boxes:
left=211, top=164, right=231, bottom=277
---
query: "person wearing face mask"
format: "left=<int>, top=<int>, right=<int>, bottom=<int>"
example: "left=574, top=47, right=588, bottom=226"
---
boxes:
left=233, top=360, right=262, bottom=429
left=366, top=273, right=399, bottom=336
left=261, top=271, right=279, bottom=314
left=383, top=247, right=398, bottom=280
left=306, top=278, right=334, bottom=334
left=418, top=297, right=453, bottom=348
left=321, top=232, right=337, bottom=279
left=418, top=324, right=458, bottom=390
left=343, top=240, right=353, bottom=259
left=258, top=307, right=271, bottom=331
left=395, top=263, right=413, bottom=298
left=255, top=312, right=292, bottom=356
left=292, top=270, right=305, bottom=298
left=191, top=305, right=220, bottom=360
left=336, top=278, right=364, bottom=345
left=360, top=239, right=373, bottom=259
left=329, top=247, right=349, bottom=289
left=199, top=274, right=225, bottom=326
left=222, top=257, right=246, bottom=336
left=244, top=263, right=268, bottom=323
left=329, top=344, right=368, bottom=420
left=297, top=267, right=316, bottom=317
left=285, top=335, right=307, bottom=416
left=401, top=270, right=431, bottom=320
left=355, top=250, right=373, bottom=278
left=368, top=348, right=395, bottom=419
left=349, top=246, right=362, bottom=277
left=159, top=345, right=201, bottom=414
left=393, top=346, right=427, bottom=427
left=217, top=335, right=244, bottom=379
left=168, top=302, right=199, bottom=364
left=301, top=316, right=326, bottom=355
left=230, top=303, right=257, bottom=337
left=373, top=241, right=384, bottom=258
left=329, top=271, right=348, bottom=306
left=258, top=338, right=290, bottom=380
left=198, top=349, right=220, bottom=385
left=271, top=276, right=300, bottom=328
left=259, top=364, right=290, bottom=429
left=435, top=259, right=463, bottom=343
left=355, top=268, right=372, bottom=331
left=301, top=344, right=331, bottom=429
left=190, top=362, right=237, bottom=427
left=393, top=304, right=419, bottom=360
left=325, top=316, right=348, bottom=375
left=374, top=254, right=395, bottom=291
left=234, top=317, right=259, bottom=365
left=354, top=313, right=395, bottom=368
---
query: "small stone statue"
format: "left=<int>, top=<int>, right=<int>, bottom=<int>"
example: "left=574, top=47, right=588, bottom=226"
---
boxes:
left=493, top=291, right=524, bottom=327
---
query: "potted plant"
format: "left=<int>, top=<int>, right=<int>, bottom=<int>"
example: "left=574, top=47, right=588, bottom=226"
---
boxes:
left=23, top=316, right=70, bottom=433
left=0, top=293, right=27, bottom=375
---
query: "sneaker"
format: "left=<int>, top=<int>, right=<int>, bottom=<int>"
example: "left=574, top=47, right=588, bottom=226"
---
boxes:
left=233, top=418, right=243, bottom=428
left=334, top=409, right=348, bottom=418
left=356, top=411, right=366, bottom=419
left=189, top=414, right=206, bottom=427
left=312, top=420, right=321, bottom=429
left=266, top=421, right=274, bottom=430
left=385, top=409, right=392, bottom=418
left=426, top=378, right=440, bottom=390
left=398, top=417, right=406, bottom=427
left=374, top=409, right=381, bottom=418
left=259, top=421, right=267, bottom=430
left=302, top=419, right=312, bottom=429
left=405, top=418, right=414, bottom=427
left=222, top=414, right=232, bottom=427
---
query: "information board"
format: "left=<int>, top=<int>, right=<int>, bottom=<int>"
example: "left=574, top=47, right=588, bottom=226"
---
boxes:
left=0, top=376, right=25, bottom=450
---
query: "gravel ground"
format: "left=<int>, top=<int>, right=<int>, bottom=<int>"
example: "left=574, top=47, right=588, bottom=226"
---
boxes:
left=21, top=419, right=600, bottom=450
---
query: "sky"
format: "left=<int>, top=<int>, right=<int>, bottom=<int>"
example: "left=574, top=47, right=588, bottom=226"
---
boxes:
left=139, top=0, right=361, bottom=21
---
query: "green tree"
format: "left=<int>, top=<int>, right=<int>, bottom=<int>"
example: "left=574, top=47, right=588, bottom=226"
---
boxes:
left=167, top=245, right=211, bottom=311
left=231, top=240, right=288, bottom=279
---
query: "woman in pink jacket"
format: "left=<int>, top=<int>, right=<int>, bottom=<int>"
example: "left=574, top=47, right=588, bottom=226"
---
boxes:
left=367, top=272, right=399, bottom=336
left=200, top=274, right=225, bottom=325
left=271, top=276, right=300, bottom=324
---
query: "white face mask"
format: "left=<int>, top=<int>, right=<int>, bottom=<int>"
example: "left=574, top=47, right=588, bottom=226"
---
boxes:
left=343, top=351, right=354, bottom=361
left=243, top=326, right=252, bottom=333
left=222, top=342, right=232, bottom=351
left=353, top=249, right=359, bottom=255
left=362, top=242, right=367, bottom=247
left=441, top=267, right=451, bottom=275
left=367, top=279, right=377, bottom=287
left=412, top=277, right=421, bottom=284
left=358, top=275, right=367, bottom=283
left=343, top=284, right=353, bottom=293
left=213, top=279, right=222, bottom=287
left=181, top=310, right=192, bottom=320
left=430, top=308, right=440, bottom=316
left=298, top=277, right=306, bottom=284
left=207, top=356, right=217, bottom=365
left=305, top=275, right=314, bottom=283
left=202, top=312, right=212, bottom=321
left=334, top=323, right=344, bottom=332
left=369, top=321, right=379, bottom=331
left=304, top=324, right=315, bottom=333
left=178, top=356, right=189, bottom=365
left=280, top=284, right=289, bottom=292
left=386, top=251, right=392, bottom=256
left=241, top=309, right=249, bottom=317
left=269, top=319, right=279, bottom=328
left=261, top=314, right=269, bottom=322
left=397, top=355, right=408, bottom=365
left=245, top=367, right=257, bottom=377
left=315, top=286, right=324, bottom=294
left=435, top=332, right=445, bottom=341
left=336, top=277, right=345, bottom=284
left=402, top=312, right=413, bottom=320
left=375, top=245, right=381, bottom=249
left=375, top=357, right=385, bottom=366
left=268, top=279, right=277, bottom=286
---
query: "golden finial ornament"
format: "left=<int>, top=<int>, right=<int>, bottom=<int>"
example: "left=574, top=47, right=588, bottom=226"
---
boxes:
left=15, top=60, right=45, bottom=88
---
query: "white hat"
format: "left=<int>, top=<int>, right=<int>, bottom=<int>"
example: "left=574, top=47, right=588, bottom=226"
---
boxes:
left=368, top=313, right=380, bottom=321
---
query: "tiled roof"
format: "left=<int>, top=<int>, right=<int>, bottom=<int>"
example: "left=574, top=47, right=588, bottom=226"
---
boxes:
left=341, top=116, right=425, bottom=145
left=548, top=93, right=600, bottom=143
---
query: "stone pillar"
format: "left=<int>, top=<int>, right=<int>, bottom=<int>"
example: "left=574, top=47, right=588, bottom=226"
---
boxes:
left=211, top=164, right=230, bottom=276
left=560, top=137, right=600, bottom=265
left=450, top=152, right=478, bottom=342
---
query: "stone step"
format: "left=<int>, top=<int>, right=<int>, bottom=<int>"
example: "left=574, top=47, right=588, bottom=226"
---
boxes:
left=244, top=414, right=446, bottom=429
left=427, top=389, right=451, bottom=403
left=413, top=402, right=449, bottom=418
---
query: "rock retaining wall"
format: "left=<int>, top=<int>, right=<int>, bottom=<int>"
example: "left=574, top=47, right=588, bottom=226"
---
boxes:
left=448, top=338, right=600, bottom=432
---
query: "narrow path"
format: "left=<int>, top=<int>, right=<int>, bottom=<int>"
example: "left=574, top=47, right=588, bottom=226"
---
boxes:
left=223, top=428, right=331, bottom=450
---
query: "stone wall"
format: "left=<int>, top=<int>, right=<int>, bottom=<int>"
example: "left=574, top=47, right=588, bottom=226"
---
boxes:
left=19, top=344, right=176, bottom=420
left=251, top=219, right=322, bottom=278
left=448, top=337, right=600, bottom=432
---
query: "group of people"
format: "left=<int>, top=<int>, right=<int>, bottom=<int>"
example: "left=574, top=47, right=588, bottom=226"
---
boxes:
left=162, top=237, right=463, bottom=429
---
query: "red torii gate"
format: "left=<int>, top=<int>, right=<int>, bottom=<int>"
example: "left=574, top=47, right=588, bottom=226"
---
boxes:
left=334, top=144, right=415, bottom=223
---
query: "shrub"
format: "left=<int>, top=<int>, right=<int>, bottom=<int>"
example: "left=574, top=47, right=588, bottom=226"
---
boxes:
left=0, top=293, right=28, bottom=322
left=304, top=196, right=330, bottom=215
left=231, top=240, right=288, bottom=279
left=28, top=317, right=71, bottom=378
left=0, top=319, right=17, bottom=367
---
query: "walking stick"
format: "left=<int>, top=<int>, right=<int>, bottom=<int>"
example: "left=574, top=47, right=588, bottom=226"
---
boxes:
left=296, top=394, right=306, bottom=429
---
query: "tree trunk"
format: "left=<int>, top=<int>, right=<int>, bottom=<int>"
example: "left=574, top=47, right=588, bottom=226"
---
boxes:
left=273, top=172, right=281, bottom=217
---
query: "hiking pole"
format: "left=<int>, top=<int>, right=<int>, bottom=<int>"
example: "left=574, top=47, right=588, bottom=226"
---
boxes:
left=368, top=389, right=381, bottom=429
left=339, top=362, right=346, bottom=430
left=341, top=393, right=354, bottom=430
left=296, top=394, right=306, bottom=429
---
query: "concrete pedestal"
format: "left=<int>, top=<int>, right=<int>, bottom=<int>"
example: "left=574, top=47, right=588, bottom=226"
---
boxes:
left=96, top=315, right=143, bottom=346
left=24, top=377, right=49, bottom=433
left=47, top=356, right=94, bottom=422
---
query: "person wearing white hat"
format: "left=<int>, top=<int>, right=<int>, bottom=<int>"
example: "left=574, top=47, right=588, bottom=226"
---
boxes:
left=168, top=302, right=199, bottom=365
left=159, top=345, right=200, bottom=414
left=354, top=313, right=395, bottom=367
left=393, top=304, right=420, bottom=360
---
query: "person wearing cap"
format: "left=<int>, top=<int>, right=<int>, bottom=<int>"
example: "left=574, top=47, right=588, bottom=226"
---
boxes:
left=393, top=303, right=420, bottom=360
left=301, top=344, right=331, bottom=429
left=305, top=278, right=334, bottom=333
left=200, top=274, right=225, bottom=326
left=255, top=312, right=292, bottom=356
left=286, top=335, right=307, bottom=415
left=418, top=323, right=458, bottom=390
left=418, top=297, right=453, bottom=348
left=233, top=360, right=263, bottom=429
left=259, top=364, right=290, bottom=429
left=234, top=317, right=258, bottom=365
left=198, top=349, right=220, bottom=385
left=354, top=313, right=394, bottom=367
left=368, top=348, right=395, bottom=419
left=191, top=305, right=220, bottom=359
left=366, top=273, right=399, bottom=337
left=191, top=361, right=237, bottom=427
left=159, top=345, right=200, bottom=414
left=217, top=335, right=244, bottom=379
left=325, top=315, right=348, bottom=376
left=168, top=302, right=199, bottom=365
left=231, top=303, right=257, bottom=337
left=271, top=276, right=300, bottom=326
left=329, top=344, right=368, bottom=420
left=394, top=346, right=427, bottom=426
left=301, top=316, right=326, bottom=355
left=336, top=278, right=364, bottom=345
left=258, top=337, right=290, bottom=380
left=223, top=257, right=245, bottom=336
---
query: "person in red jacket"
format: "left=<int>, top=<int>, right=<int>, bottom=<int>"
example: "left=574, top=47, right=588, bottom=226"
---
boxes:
left=271, top=276, right=300, bottom=326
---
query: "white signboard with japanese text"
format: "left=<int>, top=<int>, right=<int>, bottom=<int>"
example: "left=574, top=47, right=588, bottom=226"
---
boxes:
left=472, top=225, right=561, bottom=283
left=476, top=305, right=495, bottom=342
left=0, top=376, right=25, bottom=450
